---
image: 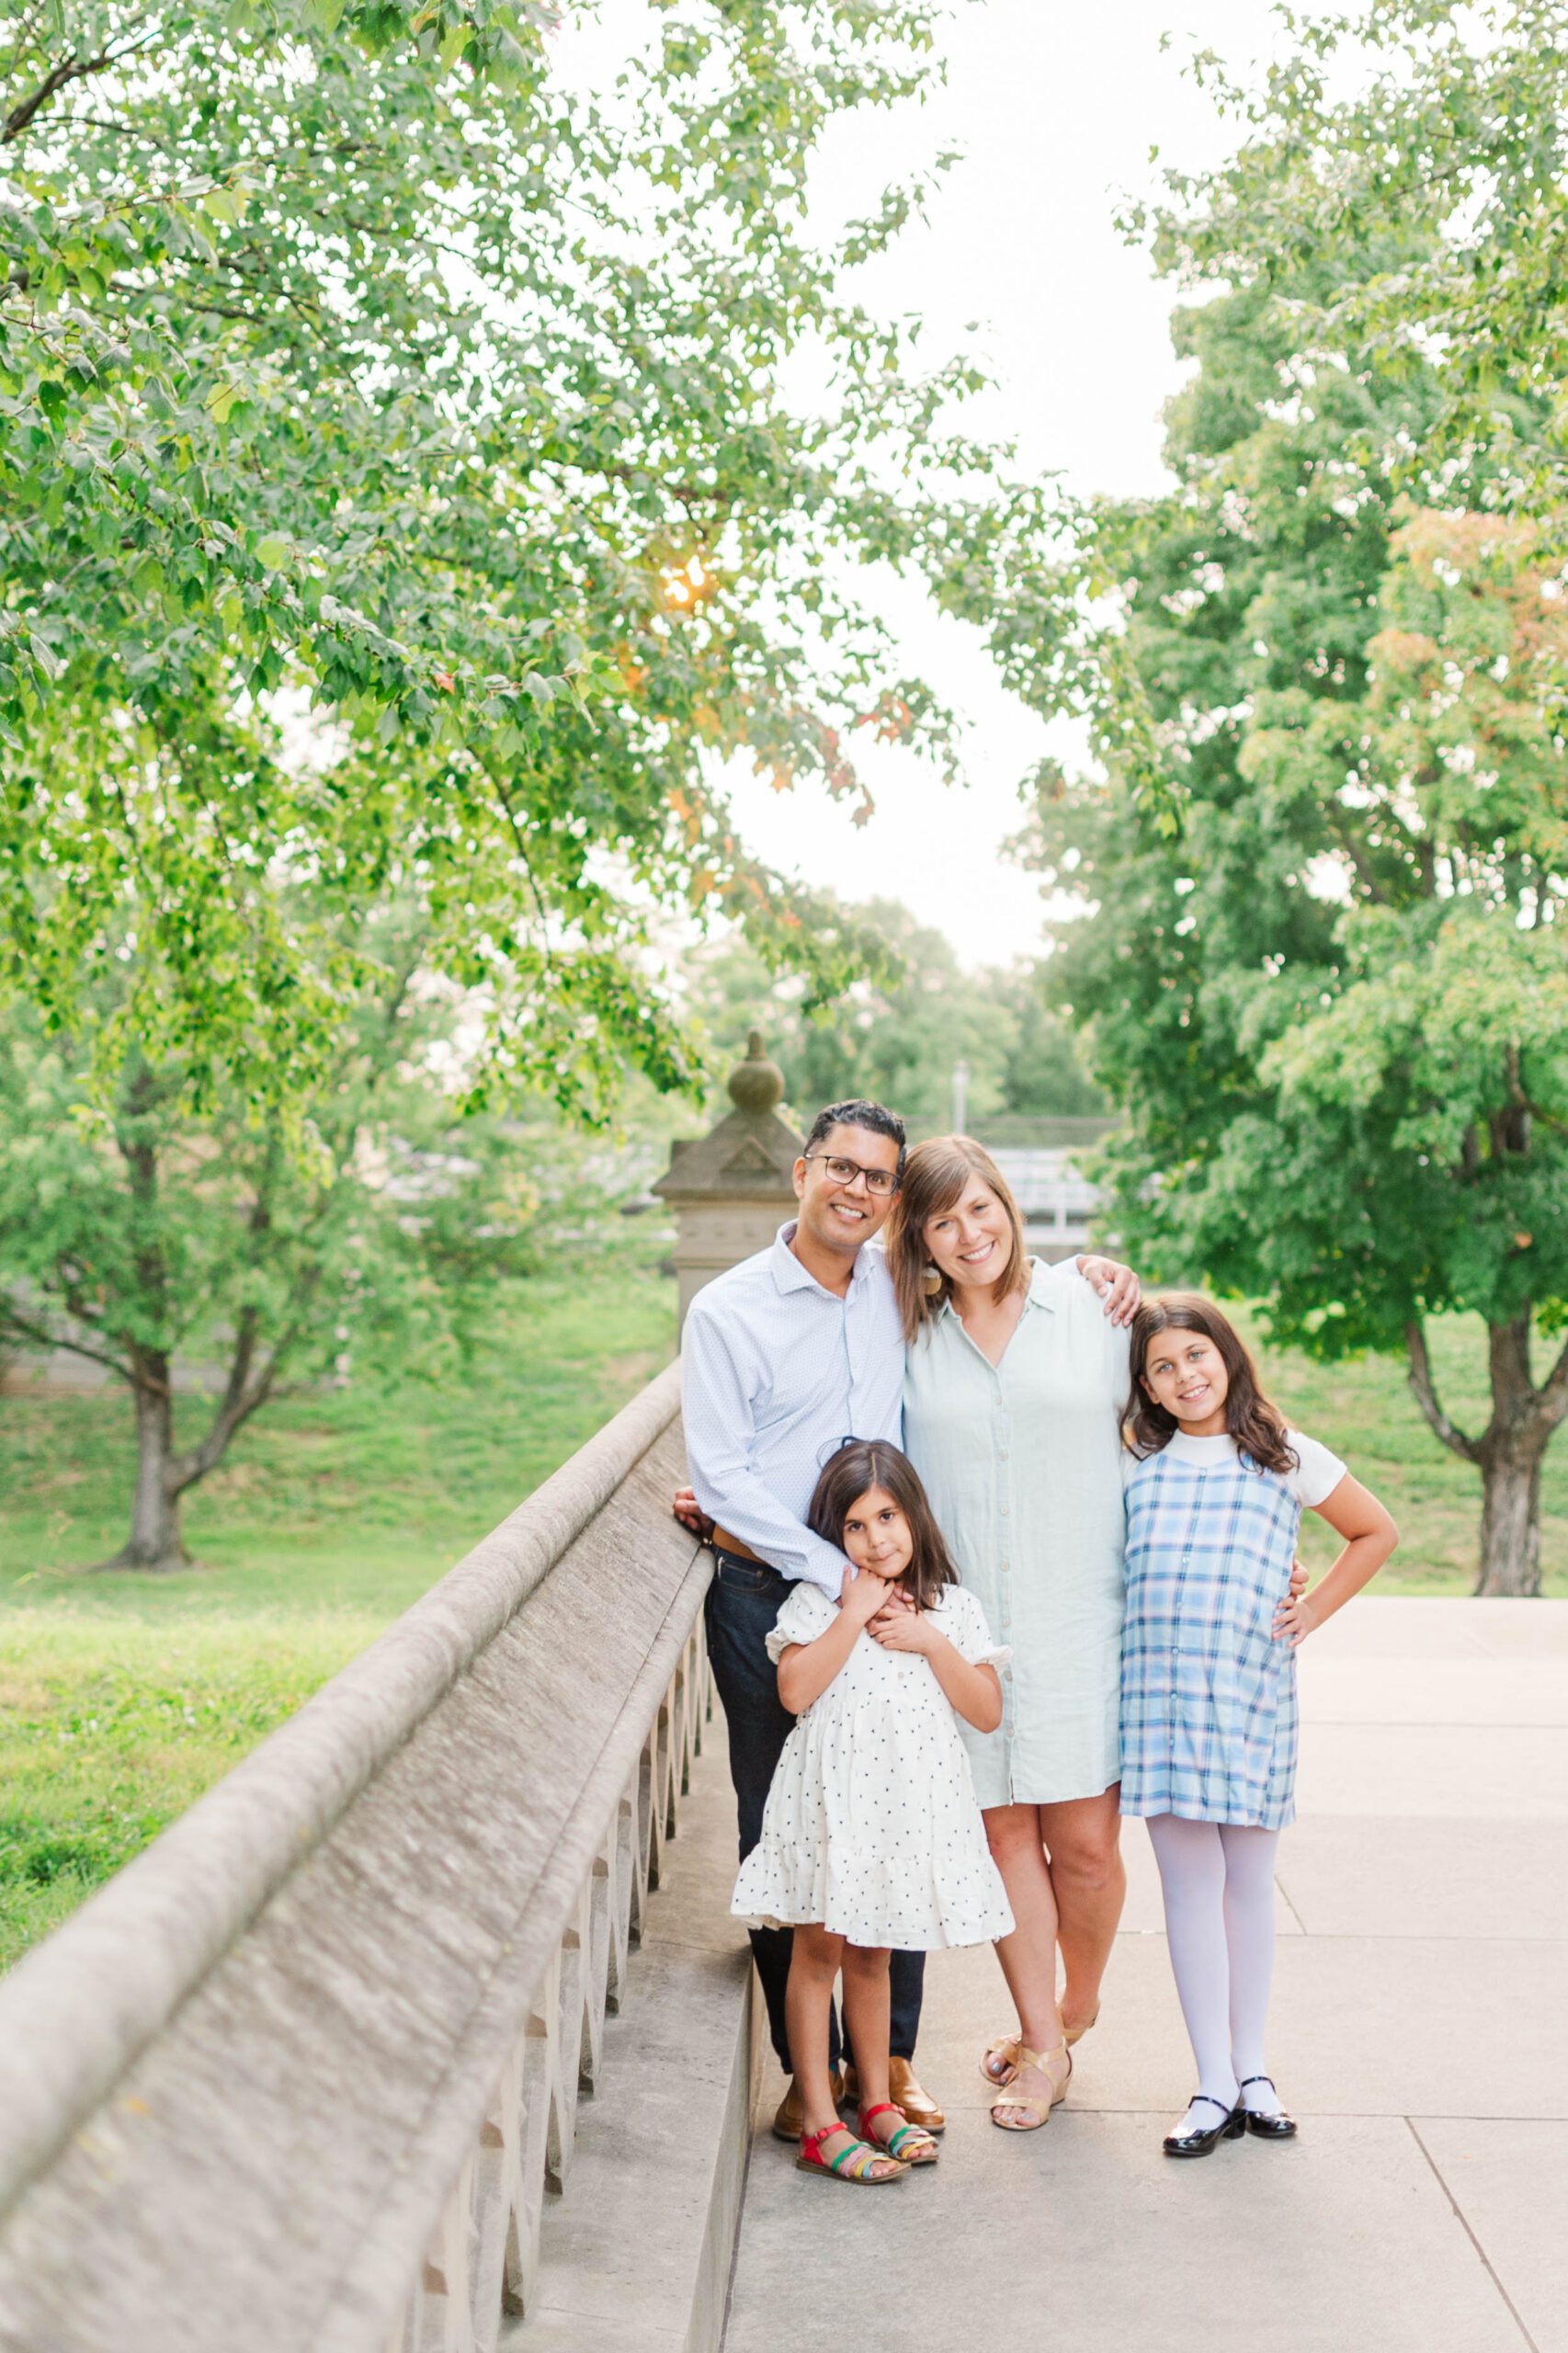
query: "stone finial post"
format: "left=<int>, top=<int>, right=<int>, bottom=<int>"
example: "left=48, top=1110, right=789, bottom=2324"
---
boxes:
left=653, top=1030, right=803, bottom=1331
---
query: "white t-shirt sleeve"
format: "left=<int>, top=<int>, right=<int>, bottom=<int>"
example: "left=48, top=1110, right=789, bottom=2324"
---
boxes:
left=764, top=1579, right=836, bottom=1663
left=1287, top=1427, right=1347, bottom=1508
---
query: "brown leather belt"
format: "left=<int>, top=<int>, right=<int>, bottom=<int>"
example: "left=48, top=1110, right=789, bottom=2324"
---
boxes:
left=711, top=1525, right=766, bottom=1565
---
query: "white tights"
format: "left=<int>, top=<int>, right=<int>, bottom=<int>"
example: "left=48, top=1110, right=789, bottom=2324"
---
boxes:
left=1146, top=1815, right=1283, bottom=2120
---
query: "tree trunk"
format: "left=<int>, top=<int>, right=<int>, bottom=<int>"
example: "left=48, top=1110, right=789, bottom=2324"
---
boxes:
left=1474, top=1313, right=1546, bottom=1597
left=96, top=1363, right=189, bottom=1573
left=1474, top=1437, right=1542, bottom=1597
left=1405, top=1312, right=1567, bottom=1598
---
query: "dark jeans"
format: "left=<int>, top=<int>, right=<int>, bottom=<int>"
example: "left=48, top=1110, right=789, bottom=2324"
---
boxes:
left=704, top=1552, right=926, bottom=2075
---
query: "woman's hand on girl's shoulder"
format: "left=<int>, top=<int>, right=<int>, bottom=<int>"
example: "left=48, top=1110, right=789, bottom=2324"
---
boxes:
left=1075, top=1253, right=1142, bottom=1325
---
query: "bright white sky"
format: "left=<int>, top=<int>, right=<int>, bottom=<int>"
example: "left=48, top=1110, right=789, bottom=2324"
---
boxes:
left=557, top=2, right=1330, bottom=969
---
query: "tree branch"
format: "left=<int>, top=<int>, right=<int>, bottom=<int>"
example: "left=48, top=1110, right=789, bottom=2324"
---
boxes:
left=169, top=1347, right=278, bottom=1491
left=5, top=51, right=112, bottom=142
left=0, top=1304, right=138, bottom=1387
left=1403, top=1318, right=1483, bottom=1463
left=4, top=23, right=160, bottom=143
left=168, top=1250, right=325, bottom=1496
left=1533, top=1329, right=1568, bottom=1438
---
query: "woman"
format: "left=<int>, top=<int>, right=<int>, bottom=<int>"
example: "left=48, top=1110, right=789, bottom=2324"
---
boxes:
left=885, top=1136, right=1132, bottom=2132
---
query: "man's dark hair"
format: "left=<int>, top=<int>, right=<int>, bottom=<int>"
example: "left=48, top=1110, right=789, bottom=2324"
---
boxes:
left=803, top=1098, right=906, bottom=1176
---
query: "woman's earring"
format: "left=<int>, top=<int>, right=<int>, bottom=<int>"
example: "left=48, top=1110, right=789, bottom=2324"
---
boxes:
left=923, top=1264, right=944, bottom=1297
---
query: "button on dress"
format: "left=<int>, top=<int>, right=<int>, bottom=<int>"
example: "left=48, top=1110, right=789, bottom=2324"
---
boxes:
left=730, top=1582, right=1016, bottom=1949
left=902, top=1258, right=1131, bottom=1810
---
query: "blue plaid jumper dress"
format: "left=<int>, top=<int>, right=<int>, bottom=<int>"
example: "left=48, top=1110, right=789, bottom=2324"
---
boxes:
left=1119, top=1449, right=1301, bottom=1828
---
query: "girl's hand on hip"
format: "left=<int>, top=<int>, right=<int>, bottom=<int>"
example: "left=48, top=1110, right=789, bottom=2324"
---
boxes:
left=1273, top=1587, right=1321, bottom=1648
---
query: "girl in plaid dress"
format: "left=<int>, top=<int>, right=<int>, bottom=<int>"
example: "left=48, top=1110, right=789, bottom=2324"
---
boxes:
left=1120, top=1298, right=1398, bottom=2157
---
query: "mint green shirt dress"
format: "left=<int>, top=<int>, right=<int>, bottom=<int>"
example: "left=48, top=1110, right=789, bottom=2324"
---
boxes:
left=902, top=1257, right=1131, bottom=1809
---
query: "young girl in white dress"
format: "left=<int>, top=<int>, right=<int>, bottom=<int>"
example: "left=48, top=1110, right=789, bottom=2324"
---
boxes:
left=1120, top=1297, right=1398, bottom=2158
left=733, top=1438, right=1015, bottom=2185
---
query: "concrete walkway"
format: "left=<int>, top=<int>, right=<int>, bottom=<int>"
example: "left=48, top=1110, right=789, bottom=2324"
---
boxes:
left=722, top=1599, right=1568, bottom=2353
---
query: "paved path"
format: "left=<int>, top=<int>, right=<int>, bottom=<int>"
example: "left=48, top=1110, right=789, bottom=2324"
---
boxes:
left=722, top=1599, right=1568, bottom=2353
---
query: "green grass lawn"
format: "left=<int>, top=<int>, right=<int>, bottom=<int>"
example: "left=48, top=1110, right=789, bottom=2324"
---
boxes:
left=1233, top=1306, right=1568, bottom=1598
left=0, top=1262, right=677, bottom=1967
left=1, top=1276, right=1562, bottom=1971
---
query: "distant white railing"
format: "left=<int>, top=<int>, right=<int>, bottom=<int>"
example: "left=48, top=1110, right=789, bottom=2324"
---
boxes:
left=0, top=1362, right=710, bottom=2353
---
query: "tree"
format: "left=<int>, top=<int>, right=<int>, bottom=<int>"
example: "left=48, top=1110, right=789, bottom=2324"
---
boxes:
left=0, top=906, right=580, bottom=1570
left=1002, top=14, right=1568, bottom=1594
left=686, top=898, right=1105, bottom=1130
left=1162, top=0, right=1568, bottom=521
left=1248, top=514, right=1568, bottom=1590
left=998, top=980, right=1109, bottom=1120
left=2, top=0, right=1021, bottom=1117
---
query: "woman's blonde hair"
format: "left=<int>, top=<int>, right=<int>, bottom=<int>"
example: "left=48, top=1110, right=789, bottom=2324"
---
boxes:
left=885, top=1134, right=1029, bottom=1342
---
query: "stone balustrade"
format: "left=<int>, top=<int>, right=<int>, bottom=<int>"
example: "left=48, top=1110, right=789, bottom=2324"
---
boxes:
left=0, top=1362, right=710, bottom=2353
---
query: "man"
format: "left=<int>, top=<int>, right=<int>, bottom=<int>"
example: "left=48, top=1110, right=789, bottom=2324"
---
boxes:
left=681, top=1097, right=1137, bottom=2141
left=682, top=1098, right=915, bottom=2139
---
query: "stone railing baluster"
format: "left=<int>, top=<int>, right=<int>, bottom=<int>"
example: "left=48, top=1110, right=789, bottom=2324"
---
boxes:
left=402, top=1611, right=710, bottom=2350
left=0, top=1364, right=720, bottom=2353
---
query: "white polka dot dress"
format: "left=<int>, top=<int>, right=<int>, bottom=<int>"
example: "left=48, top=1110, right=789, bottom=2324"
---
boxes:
left=731, top=1583, right=1017, bottom=1949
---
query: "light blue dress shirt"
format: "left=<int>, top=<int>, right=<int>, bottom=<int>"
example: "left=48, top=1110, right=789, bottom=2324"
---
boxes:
left=682, top=1223, right=905, bottom=1595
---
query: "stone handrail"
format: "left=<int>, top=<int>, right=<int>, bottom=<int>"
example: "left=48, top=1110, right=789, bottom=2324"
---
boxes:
left=0, top=1360, right=711, bottom=2353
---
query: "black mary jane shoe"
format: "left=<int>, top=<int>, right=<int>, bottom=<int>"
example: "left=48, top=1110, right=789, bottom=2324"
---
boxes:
left=1163, top=2093, right=1246, bottom=2159
left=1238, top=2075, right=1298, bottom=2140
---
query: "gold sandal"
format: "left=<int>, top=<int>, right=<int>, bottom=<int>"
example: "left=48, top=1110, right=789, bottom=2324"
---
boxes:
left=986, top=2004, right=1098, bottom=2082
left=989, top=2041, right=1072, bottom=2132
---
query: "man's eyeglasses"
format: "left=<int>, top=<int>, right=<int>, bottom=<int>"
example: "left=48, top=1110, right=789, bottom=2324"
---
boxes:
left=803, top=1153, right=901, bottom=1198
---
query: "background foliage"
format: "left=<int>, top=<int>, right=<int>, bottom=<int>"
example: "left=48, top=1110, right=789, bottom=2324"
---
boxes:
left=2, top=0, right=1039, bottom=1118
left=685, top=896, right=1107, bottom=1131
left=1004, top=0, right=1568, bottom=1592
left=0, top=897, right=668, bottom=1563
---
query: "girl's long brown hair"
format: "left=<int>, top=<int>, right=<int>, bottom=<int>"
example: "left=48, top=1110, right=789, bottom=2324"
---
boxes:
left=1126, top=1295, right=1297, bottom=1477
left=883, top=1134, right=1029, bottom=1344
left=807, top=1440, right=959, bottom=1612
